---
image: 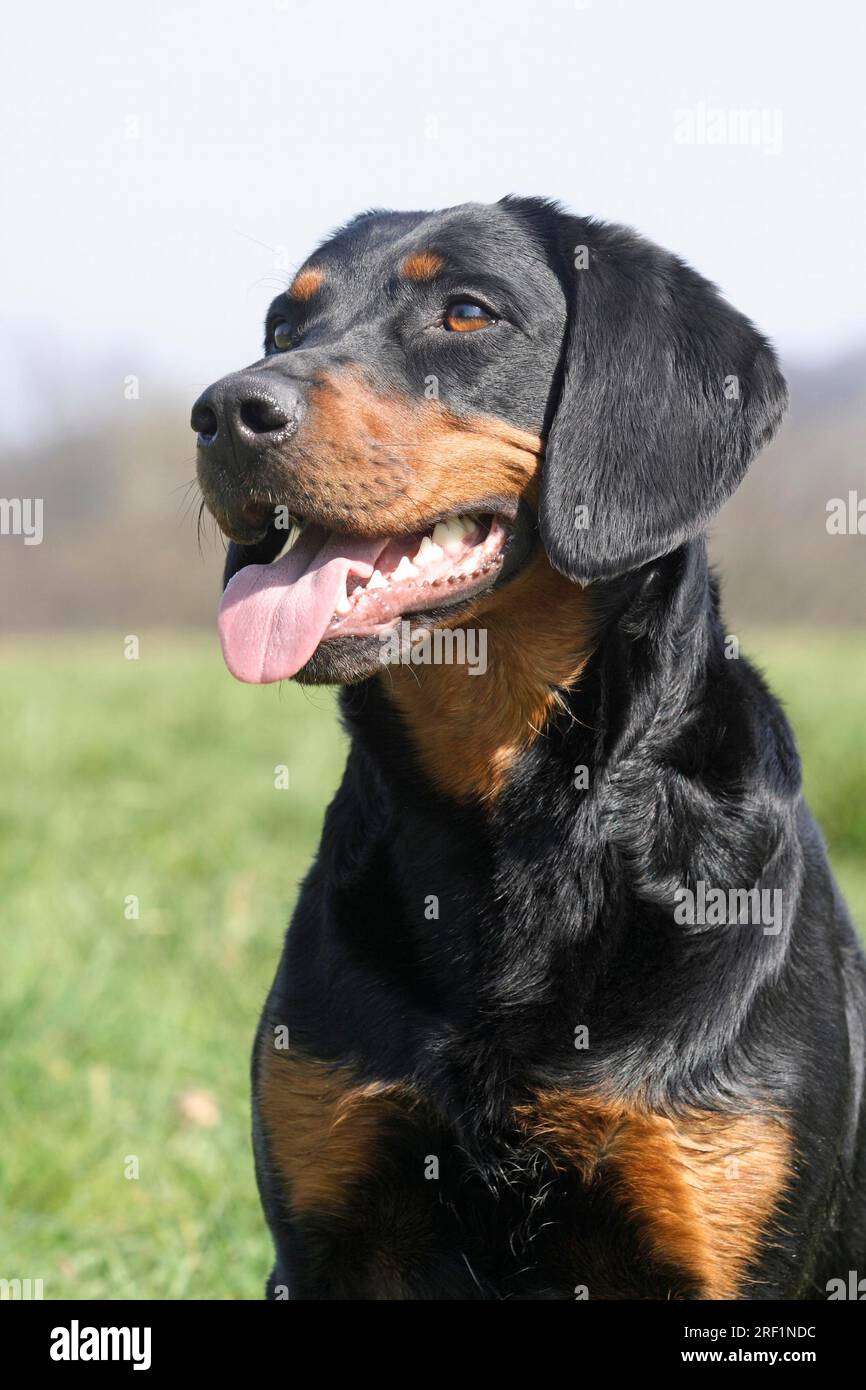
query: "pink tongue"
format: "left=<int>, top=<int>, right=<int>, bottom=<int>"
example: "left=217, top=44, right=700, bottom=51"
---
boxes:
left=218, top=527, right=386, bottom=683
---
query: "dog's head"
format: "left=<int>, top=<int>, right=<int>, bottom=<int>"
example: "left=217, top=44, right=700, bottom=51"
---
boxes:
left=193, top=197, right=786, bottom=685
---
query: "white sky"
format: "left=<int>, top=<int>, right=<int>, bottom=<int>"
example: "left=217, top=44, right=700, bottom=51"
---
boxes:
left=1, top=0, right=864, bottom=441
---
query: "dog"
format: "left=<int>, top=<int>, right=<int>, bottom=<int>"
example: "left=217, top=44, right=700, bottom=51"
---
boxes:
left=193, top=197, right=866, bottom=1299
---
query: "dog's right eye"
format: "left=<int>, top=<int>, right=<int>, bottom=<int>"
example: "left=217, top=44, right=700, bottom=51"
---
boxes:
left=444, top=301, right=495, bottom=333
left=271, top=321, right=293, bottom=350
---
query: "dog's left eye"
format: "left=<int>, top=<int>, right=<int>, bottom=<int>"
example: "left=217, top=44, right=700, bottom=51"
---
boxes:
left=271, top=321, right=293, bottom=350
left=444, top=302, right=495, bottom=333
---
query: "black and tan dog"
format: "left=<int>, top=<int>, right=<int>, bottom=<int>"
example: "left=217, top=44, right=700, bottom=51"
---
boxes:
left=193, top=198, right=866, bottom=1299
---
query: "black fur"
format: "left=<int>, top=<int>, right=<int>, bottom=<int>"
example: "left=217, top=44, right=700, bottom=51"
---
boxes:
left=196, top=198, right=866, bottom=1299
left=538, top=212, right=788, bottom=581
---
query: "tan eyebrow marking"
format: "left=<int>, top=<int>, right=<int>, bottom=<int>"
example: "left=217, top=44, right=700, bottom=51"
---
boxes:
left=400, top=251, right=445, bottom=282
left=289, top=266, right=325, bottom=301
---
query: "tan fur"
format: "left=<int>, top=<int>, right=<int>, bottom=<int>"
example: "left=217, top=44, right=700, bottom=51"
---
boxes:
left=248, top=368, right=592, bottom=802
left=400, top=251, right=445, bottom=281
left=386, top=552, right=594, bottom=802
left=257, top=1043, right=413, bottom=1214
left=291, top=371, right=594, bottom=802
left=515, top=1090, right=792, bottom=1299
left=289, top=266, right=325, bottom=301
left=291, top=369, right=542, bottom=535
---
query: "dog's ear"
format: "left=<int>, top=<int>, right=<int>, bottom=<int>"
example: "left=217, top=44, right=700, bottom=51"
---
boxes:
left=540, top=218, right=788, bottom=582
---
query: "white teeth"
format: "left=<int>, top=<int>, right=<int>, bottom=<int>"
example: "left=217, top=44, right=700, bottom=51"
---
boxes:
left=456, top=514, right=476, bottom=534
left=414, top=535, right=444, bottom=564
left=431, top=521, right=455, bottom=547
left=392, top=555, right=419, bottom=581
left=367, top=569, right=387, bottom=590
left=433, top=518, right=466, bottom=546
left=279, top=523, right=303, bottom=553
left=335, top=591, right=352, bottom=615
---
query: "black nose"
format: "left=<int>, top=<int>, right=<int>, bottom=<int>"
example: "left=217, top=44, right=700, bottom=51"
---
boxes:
left=190, top=372, right=302, bottom=451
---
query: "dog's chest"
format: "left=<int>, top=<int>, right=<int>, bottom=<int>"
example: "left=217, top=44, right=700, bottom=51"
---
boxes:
left=257, top=1046, right=790, bottom=1299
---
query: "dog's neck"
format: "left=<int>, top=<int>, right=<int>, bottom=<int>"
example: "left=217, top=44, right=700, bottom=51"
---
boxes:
left=341, top=546, right=712, bottom=814
left=378, top=554, right=597, bottom=803
left=335, top=541, right=801, bottom=1103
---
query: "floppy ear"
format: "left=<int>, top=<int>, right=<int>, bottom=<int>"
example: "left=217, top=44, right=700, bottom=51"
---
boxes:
left=540, top=218, right=788, bottom=582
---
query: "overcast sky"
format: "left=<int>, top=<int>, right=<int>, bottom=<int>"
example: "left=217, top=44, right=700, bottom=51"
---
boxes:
left=1, top=0, right=864, bottom=442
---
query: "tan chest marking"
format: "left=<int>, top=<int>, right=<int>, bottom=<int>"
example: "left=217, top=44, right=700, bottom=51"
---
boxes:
left=257, top=1044, right=415, bottom=1215
left=515, top=1091, right=792, bottom=1299
left=386, top=552, right=594, bottom=803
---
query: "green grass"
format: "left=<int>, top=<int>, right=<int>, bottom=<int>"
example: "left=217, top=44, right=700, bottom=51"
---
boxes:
left=739, top=628, right=866, bottom=924
left=0, top=635, right=345, bottom=1300
left=0, top=629, right=863, bottom=1299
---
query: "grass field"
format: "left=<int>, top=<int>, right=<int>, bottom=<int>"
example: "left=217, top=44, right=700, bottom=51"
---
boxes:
left=1, top=630, right=864, bottom=1300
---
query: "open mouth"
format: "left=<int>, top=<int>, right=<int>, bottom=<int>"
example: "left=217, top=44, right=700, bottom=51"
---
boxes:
left=218, top=509, right=510, bottom=684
